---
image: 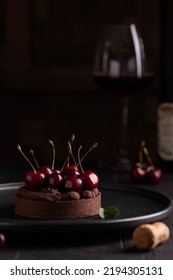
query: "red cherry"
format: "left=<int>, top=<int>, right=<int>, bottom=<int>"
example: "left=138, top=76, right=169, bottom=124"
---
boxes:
left=61, top=165, right=80, bottom=177
left=82, top=170, right=99, bottom=190
left=142, top=143, right=163, bottom=184
left=25, top=171, right=46, bottom=190
left=48, top=172, right=63, bottom=187
left=52, top=169, right=61, bottom=174
left=131, top=163, right=146, bottom=183
left=0, top=233, right=5, bottom=248
left=38, top=166, right=52, bottom=177
left=64, top=176, right=83, bottom=191
left=146, top=165, right=163, bottom=184
left=145, top=165, right=154, bottom=174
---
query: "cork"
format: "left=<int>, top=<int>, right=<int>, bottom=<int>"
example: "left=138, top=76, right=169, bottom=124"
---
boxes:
left=132, top=222, right=170, bottom=250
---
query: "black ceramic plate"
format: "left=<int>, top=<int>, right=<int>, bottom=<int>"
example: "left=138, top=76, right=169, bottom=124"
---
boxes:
left=0, top=182, right=172, bottom=235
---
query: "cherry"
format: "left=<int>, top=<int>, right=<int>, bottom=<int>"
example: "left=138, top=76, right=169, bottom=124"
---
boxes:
left=17, top=145, right=46, bottom=190
left=38, top=165, right=52, bottom=177
left=52, top=169, right=61, bottom=174
left=60, top=137, right=80, bottom=177
left=48, top=171, right=63, bottom=187
left=31, top=140, right=63, bottom=184
left=77, top=143, right=99, bottom=189
left=57, top=135, right=77, bottom=179
left=131, top=141, right=147, bottom=183
left=60, top=134, right=76, bottom=172
left=61, top=165, right=80, bottom=177
left=146, top=165, right=163, bottom=184
left=131, top=163, right=146, bottom=183
left=30, top=140, right=58, bottom=178
left=0, top=233, right=5, bottom=248
left=143, top=144, right=163, bottom=184
left=25, top=171, right=46, bottom=190
left=82, top=170, right=99, bottom=190
left=64, top=175, right=83, bottom=192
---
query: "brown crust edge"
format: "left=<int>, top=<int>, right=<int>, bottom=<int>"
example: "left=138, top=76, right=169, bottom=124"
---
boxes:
left=15, top=193, right=101, bottom=219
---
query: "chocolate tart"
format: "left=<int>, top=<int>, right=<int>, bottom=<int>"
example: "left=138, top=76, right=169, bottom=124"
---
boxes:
left=15, top=187, right=101, bottom=219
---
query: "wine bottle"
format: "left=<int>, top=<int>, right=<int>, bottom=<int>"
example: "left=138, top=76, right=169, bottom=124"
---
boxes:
left=157, top=58, right=173, bottom=171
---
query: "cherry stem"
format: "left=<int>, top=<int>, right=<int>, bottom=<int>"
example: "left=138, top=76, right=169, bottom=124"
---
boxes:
left=76, top=142, right=98, bottom=167
left=139, top=147, right=143, bottom=164
left=48, top=140, right=55, bottom=170
left=71, top=133, right=75, bottom=144
left=68, top=141, right=77, bottom=167
left=17, top=145, right=36, bottom=173
left=141, top=140, right=146, bottom=150
left=78, top=145, right=84, bottom=174
left=67, top=133, right=75, bottom=167
left=60, top=157, right=68, bottom=174
left=143, top=146, right=153, bottom=166
left=59, top=138, right=75, bottom=173
left=29, top=150, right=40, bottom=169
left=139, top=140, right=145, bottom=164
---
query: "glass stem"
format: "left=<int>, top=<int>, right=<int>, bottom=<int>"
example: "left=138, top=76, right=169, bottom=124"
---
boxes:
left=117, top=94, right=130, bottom=169
left=121, top=94, right=129, bottom=151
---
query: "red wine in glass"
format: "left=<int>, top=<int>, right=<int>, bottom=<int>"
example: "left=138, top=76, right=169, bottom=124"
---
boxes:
left=93, top=72, right=154, bottom=93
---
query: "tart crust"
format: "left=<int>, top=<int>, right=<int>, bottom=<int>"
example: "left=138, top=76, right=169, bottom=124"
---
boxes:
left=15, top=189, right=101, bottom=220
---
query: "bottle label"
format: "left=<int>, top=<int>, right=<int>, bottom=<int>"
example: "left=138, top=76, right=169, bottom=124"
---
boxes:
left=158, top=103, right=173, bottom=160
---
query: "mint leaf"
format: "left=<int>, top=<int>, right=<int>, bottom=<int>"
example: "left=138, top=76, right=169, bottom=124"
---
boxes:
left=105, top=206, right=120, bottom=218
left=99, top=207, right=105, bottom=219
left=99, top=206, right=120, bottom=219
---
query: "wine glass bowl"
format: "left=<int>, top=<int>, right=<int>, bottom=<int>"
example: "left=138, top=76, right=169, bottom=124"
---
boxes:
left=93, top=24, right=153, bottom=92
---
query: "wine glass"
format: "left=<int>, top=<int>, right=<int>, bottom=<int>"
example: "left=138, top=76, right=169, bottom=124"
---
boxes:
left=93, top=23, right=153, bottom=169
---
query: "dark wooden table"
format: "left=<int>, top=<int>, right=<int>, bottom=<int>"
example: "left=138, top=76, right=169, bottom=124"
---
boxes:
left=0, top=164, right=173, bottom=260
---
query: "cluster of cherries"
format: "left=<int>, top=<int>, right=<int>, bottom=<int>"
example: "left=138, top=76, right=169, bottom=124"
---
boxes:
left=17, top=134, right=99, bottom=193
left=131, top=141, right=163, bottom=184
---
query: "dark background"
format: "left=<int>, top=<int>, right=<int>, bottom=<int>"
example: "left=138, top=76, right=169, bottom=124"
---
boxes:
left=0, top=0, right=172, bottom=170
